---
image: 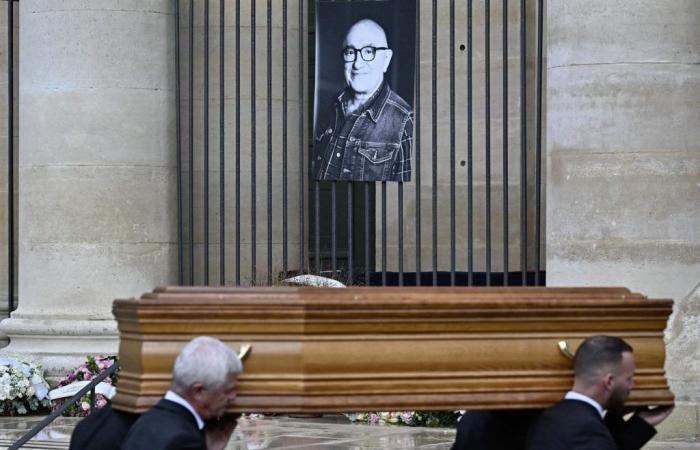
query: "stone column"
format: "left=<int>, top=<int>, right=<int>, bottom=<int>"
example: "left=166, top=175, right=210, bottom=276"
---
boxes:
left=547, top=0, right=700, bottom=440
left=0, top=0, right=178, bottom=376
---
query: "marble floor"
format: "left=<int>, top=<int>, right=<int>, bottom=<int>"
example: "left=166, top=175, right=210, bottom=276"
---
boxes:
left=0, top=414, right=697, bottom=449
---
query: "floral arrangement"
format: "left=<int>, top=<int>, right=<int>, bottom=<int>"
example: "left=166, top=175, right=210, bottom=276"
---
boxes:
left=0, top=356, right=51, bottom=416
left=51, top=355, right=118, bottom=417
left=346, top=410, right=462, bottom=428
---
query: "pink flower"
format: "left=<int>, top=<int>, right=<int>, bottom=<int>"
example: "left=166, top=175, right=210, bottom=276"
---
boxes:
left=81, top=402, right=90, bottom=411
left=368, top=413, right=379, bottom=425
left=96, top=397, right=107, bottom=409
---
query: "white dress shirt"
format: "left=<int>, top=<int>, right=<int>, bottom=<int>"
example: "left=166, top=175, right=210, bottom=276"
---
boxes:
left=164, top=390, right=205, bottom=430
left=565, top=390, right=605, bottom=418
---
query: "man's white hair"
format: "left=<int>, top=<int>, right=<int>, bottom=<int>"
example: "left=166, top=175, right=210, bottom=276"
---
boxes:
left=171, top=336, right=243, bottom=391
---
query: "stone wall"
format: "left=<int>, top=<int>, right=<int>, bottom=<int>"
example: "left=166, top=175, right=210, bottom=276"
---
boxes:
left=546, top=0, right=700, bottom=440
left=0, top=0, right=179, bottom=375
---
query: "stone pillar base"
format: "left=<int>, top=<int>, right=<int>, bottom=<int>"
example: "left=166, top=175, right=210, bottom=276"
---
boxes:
left=0, top=317, right=118, bottom=382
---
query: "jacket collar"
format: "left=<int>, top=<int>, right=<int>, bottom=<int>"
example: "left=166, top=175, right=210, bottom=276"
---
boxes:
left=564, top=390, right=605, bottom=418
left=163, top=390, right=205, bottom=430
left=337, top=80, right=390, bottom=123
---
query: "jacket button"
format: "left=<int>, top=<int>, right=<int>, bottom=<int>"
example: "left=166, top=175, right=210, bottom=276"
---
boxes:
left=336, top=153, right=341, bottom=158
left=325, top=128, right=333, bottom=136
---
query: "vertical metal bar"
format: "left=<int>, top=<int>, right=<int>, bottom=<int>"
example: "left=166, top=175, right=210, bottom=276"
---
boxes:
left=282, top=0, right=288, bottom=278
left=298, top=0, right=305, bottom=274
left=503, top=0, right=509, bottom=286
left=535, top=0, right=543, bottom=286
left=485, top=0, right=492, bottom=286
left=90, top=388, right=95, bottom=410
left=398, top=183, right=403, bottom=286
left=175, top=0, right=183, bottom=286
left=314, top=182, right=320, bottom=272
left=520, top=0, right=528, bottom=286
left=250, top=0, right=257, bottom=285
left=381, top=182, right=387, bottom=286
left=364, top=182, right=369, bottom=284
left=219, top=0, right=225, bottom=285
left=7, top=0, right=13, bottom=310
left=449, top=0, right=456, bottom=286
left=331, top=182, right=337, bottom=276
left=467, top=0, right=474, bottom=286
left=347, top=185, right=353, bottom=284
left=414, top=1, right=421, bottom=287
left=431, top=0, right=438, bottom=286
left=267, top=0, right=272, bottom=285
left=204, top=0, right=210, bottom=285
left=188, top=0, right=194, bottom=285
left=235, top=0, right=241, bottom=285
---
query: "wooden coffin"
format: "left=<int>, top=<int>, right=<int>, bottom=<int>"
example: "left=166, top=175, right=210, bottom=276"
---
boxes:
left=111, top=287, right=674, bottom=414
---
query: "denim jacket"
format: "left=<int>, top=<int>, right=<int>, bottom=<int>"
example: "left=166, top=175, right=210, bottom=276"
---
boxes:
left=314, top=82, right=413, bottom=182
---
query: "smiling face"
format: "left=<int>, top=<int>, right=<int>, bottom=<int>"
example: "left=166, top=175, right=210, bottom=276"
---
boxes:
left=342, top=20, right=393, bottom=96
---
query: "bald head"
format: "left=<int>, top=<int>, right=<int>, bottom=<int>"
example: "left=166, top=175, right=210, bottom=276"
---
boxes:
left=342, top=19, right=393, bottom=97
left=343, top=19, right=388, bottom=49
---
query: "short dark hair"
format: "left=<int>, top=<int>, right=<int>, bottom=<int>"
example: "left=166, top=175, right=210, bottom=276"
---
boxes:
left=573, top=335, right=633, bottom=381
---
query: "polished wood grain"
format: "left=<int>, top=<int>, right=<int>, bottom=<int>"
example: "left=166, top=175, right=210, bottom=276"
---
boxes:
left=111, top=287, right=674, bottom=413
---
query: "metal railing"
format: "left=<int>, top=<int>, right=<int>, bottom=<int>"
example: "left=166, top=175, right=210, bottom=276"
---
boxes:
left=0, top=0, right=549, bottom=316
left=5, top=0, right=16, bottom=315
left=9, top=362, right=120, bottom=450
left=175, top=0, right=547, bottom=287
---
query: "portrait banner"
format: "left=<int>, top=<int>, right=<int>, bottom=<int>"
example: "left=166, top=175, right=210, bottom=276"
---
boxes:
left=313, top=0, right=417, bottom=182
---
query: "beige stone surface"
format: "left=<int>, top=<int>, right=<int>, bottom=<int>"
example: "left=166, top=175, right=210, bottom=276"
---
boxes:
left=546, top=0, right=700, bottom=440
left=0, top=0, right=178, bottom=375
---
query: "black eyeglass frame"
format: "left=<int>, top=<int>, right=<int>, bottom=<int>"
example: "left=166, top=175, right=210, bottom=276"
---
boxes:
left=342, top=46, right=390, bottom=63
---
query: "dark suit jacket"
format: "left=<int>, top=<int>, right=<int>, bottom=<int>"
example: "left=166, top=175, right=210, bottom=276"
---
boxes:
left=121, top=399, right=205, bottom=450
left=451, top=409, right=539, bottom=450
left=68, top=405, right=138, bottom=450
left=525, top=399, right=656, bottom=450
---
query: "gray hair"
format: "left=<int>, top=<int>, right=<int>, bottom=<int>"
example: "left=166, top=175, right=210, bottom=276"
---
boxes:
left=171, top=336, right=243, bottom=391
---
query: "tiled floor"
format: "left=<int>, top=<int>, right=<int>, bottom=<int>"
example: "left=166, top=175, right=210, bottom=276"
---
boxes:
left=0, top=414, right=698, bottom=449
left=0, top=414, right=456, bottom=450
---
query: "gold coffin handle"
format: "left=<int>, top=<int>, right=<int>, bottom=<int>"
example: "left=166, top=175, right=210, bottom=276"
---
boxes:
left=558, top=340, right=575, bottom=360
left=238, top=344, right=252, bottom=361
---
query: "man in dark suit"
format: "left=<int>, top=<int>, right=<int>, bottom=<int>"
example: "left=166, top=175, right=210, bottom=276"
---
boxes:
left=68, top=404, right=138, bottom=450
left=451, top=409, right=538, bottom=450
left=526, top=335, right=674, bottom=450
left=121, top=336, right=243, bottom=450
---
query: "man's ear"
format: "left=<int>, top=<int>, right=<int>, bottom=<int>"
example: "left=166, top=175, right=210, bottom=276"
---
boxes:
left=602, top=373, right=615, bottom=391
left=190, top=383, right=206, bottom=401
left=381, top=49, right=393, bottom=72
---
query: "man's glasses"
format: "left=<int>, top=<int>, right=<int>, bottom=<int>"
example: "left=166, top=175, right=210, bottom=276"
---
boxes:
left=342, top=46, right=389, bottom=63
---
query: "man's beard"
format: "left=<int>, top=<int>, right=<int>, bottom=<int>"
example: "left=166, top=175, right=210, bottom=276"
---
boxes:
left=607, top=385, right=628, bottom=414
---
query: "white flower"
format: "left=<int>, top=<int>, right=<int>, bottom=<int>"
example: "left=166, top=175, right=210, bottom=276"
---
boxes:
left=0, top=355, right=51, bottom=415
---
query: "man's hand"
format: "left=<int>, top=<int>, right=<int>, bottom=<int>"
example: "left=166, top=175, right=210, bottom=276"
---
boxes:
left=205, top=413, right=241, bottom=450
left=637, top=405, right=675, bottom=427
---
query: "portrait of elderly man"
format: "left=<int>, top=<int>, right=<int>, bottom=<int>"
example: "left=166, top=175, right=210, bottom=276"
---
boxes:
left=314, top=18, right=413, bottom=182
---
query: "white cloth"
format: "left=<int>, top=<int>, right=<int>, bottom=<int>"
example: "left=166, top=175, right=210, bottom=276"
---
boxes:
left=164, top=390, right=205, bottom=430
left=565, top=390, right=604, bottom=418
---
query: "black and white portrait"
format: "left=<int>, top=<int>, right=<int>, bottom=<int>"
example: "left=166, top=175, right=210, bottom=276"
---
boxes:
left=313, top=0, right=417, bottom=182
